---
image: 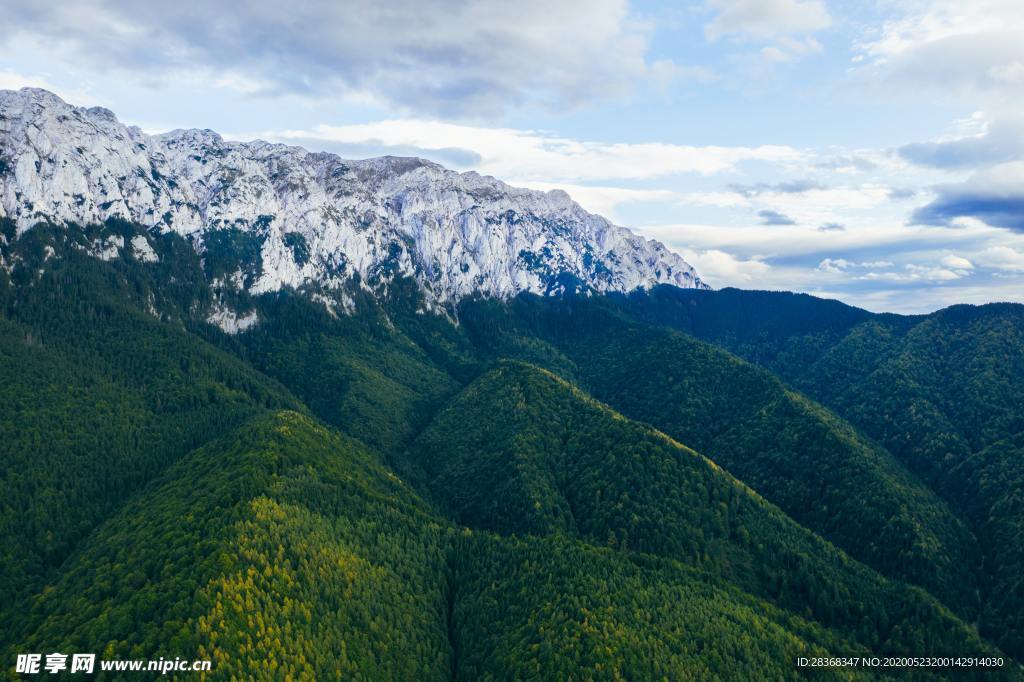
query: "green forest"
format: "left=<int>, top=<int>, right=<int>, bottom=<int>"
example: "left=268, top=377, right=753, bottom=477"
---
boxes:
left=1, top=218, right=1022, bottom=680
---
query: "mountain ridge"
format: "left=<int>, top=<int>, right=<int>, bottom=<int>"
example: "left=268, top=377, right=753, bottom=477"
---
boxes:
left=0, top=87, right=705, bottom=310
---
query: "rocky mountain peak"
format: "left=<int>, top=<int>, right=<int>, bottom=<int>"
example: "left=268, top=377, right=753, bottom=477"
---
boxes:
left=0, top=87, right=706, bottom=307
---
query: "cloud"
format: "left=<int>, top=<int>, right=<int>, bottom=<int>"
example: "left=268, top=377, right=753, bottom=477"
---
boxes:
left=635, top=216, right=1024, bottom=312
left=834, top=282, right=1024, bottom=314
left=0, top=68, right=103, bottom=106
left=705, top=0, right=830, bottom=40
left=841, top=263, right=970, bottom=283
left=902, top=264, right=970, bottom=281
left=974, top=245, right=1024, bottom=270
left=0, top=0, right=673, bottom=117
left=511, top=182, right=680, bottom=221
left=814, top=153, right=878, bottom=173
left=757, top=209, right=797, bottom=225
left=888, top=187, right=917, bottom=200
left=940, top=254, right=974, bottom=270
left=641, top=218, right=1001, bottom=267
left=818, top=222, right=845, bottom=231
left=257, top=119, right=805, bottom=182
left=817, top=251, right=999, bottom=287
left=817, top=258, right=895, bottom=273
left=911, top=161, right=1024, bottom=231
left=680, top=182, right=894, bottom=231
left=899, top=119, right=1024, bottom=169
left=855, top=0, right=1024, bottom=100
left=817, top=258, right=851, bottom=273
left=729, top=178, right=824, bottom=196
left=704, top=0, right=829, bottom=68
left=675, top=248, right=772, bottom=285
left=759, top=36, right=823, bottom=63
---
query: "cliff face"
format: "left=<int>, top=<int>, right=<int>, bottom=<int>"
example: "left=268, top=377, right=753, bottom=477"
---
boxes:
left=0, top=87, right=705, bottom=304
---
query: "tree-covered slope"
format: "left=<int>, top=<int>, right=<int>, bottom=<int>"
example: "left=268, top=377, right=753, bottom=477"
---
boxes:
left=0, top=228, right=301, bottom=646
left=610, top=286, right=1024, bottom=659
left=5, top=411, right=454, bottom=680
left=7, top=391, right=1005, bottom=681
left=952, top=431, right=1024, bottom=658
left=457, top=298, right=982, bottom=619
left=0, top=217, right=465, bottom=459
left=234, top=291, right=464, bottom=455
left=792, top=304, right=1024, bottom=658
left=451, top=532, right=875, bottom=681
left=613, top=285, right=881, bottom=376
left=403, top=361, right=998, bottom=667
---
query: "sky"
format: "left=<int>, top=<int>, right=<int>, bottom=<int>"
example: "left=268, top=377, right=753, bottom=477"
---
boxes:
left=2, top=0, right=1024, bottom=313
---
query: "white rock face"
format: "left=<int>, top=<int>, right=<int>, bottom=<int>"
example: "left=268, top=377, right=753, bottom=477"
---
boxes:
left=207, top=304, right=259, bottom=335
left=0, top=87, right=706, bottom=305
left=131, top=235, right=159, bottom=263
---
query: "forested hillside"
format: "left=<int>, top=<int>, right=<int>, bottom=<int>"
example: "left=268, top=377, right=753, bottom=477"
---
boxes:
left=404, top=362, right=993, bottom=660
left=0, top=223, right=300, bottom=655
left=6, top=411, right=454, bottom=680
left=1, top=219, right=1021, bottom=679
left=608, top=285, right=1024, bottom=659
left=456, top=297, right=982, bottom=619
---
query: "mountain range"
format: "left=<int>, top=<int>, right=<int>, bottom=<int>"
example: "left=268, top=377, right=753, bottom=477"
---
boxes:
left=0, top=87, right=702, bottom=315
left=1, top=89, right=1022, bottom=680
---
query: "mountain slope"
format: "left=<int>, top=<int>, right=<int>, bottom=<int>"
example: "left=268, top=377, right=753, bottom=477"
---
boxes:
left=5, top=398, right=1004, bottom=681
left=456, top=296, right=984, bottom=619
left=0, top=87, right=703, bottom=307
left=4, top=411, right=454, bottom=680
left=609, top=286, right=1024, bottom=659
left=402, top=361, right=997, bottom=665
left=0, top=228, right=301, bottom=640
left=451, top=532, right=875, bottom=681
left=792, top=303, right=1024, bottom=658
left=235, top=290, right=464, bottom=455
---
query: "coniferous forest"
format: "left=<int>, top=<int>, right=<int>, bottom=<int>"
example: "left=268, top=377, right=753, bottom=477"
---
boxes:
left=2, top=218, right=1023, bottom=680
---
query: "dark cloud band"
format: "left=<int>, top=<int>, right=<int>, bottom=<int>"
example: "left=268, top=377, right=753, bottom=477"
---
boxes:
left=1, top=0, right=655, bottom=117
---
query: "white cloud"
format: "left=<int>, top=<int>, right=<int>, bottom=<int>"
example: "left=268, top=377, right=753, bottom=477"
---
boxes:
left=0, top=68, right=103, bottom=106
left=899, top=116, right=1024, bottom=169
left=670, top=246, right=857, bottom=293
left=636, top=216, right=1020, bottom=313
left=903, top=264, right=970, bottom=281
left=831, top=282, right=1024, bottom=314
left=912, top=161, right=1024, bottom=231
left=676, top=248, right=772, bottom=285
left=705, top=0, right=830, bottom=40
left=975, top=245, right=1024, bottom=271
left=677, top=183, right=894, bottom=227
left=817, top=257, right=850, bottom=273
left=831, top=264, right=968, bottom=283
left=510, top=182, right=680, bottom=221
left=637, top=217, right=1004, bottom=263
left=989, top=60, right=1024, bottom=84
left=760, top=46, right=790, bottom=63
left=818, top=258, right=895, bottom=273
left=0, top=0, right=678, bottom=117
left=760, top=36, right=824, bottom=63
left=259, top=119, right=806, bottom=182
left=940, top=254, right=974, bottom=269
left=855, top=0, right=1024, bottom=101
